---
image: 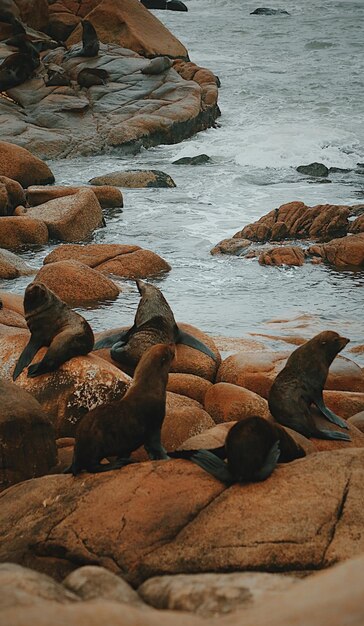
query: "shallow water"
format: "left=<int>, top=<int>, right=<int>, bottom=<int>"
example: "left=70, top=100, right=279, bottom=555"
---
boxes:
left=3, top=0, right=364, bottom=361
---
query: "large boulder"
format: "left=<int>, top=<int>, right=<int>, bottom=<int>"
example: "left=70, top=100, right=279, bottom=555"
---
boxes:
left=0, top=563, right=78, bottom=609
left=0, top=248, right=35, bottom=279
left=0, top=216, right=49, bottom=250
left=14, top=0, right=49, bottom=31
left=1, top=449, right=364, bottom=585
left=26, top=185, right=124, bottom=210
left=35, top=260, right=120, bottom=305
left=66, top=0, right=188, bottom=58
left=0, top=142, right=54, bottom=187
left=0, top=378, right=57, bottom=492
left=167, top=373, right=213, bottom=405
left=25, top=190, right=104, bottom=242
left=0, top=176, right=26, bottom=216
left=89, top=170, right=176, bottom=188
left=204, top=382, right=273, bottom=423
left=309, top=233, right=364, bottom=268
left=258, top=246, right=305, bottom=266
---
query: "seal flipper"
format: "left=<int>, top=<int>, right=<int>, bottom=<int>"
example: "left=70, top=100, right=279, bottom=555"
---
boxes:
left=177, top=328, right=218, bottom=361
left=13, top=337, right=42, bottom=381
left=169, top=445, right=226, bottom=460
left=313, top=428, right=351, bottom=442
left=93, top=328, right=132, bottom=350
left=189, top=450, right=234, bottom=484
left=313, top=396, right=348, bottom=429
left=253, top=440, right=280, bottom=481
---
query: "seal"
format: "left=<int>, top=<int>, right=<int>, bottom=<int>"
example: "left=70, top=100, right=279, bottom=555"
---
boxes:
left=64, top=342, right=175, bottom=475
left=77, top=67, right=109, bottom=87
left=94, top=279, right=217, bottom=370
left=268, top=330, right=351, bottom=441
left=0, top=36, right=39, bottom=90
left=68, top=19, right=99, bottom=58
left=141, top=56, right=173, bottom=75
left=13, top=282, right=94, bottom=380
left=170, top=416, right=305, bottom=483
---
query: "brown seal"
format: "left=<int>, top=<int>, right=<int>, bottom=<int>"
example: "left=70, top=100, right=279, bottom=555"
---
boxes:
left=94, top=279, right=217, bottom=370
left=13, top=282, right=94, bottom=380
left=170, top=416, right=305, bottom=483
left=268, top=330, right=351, bottom=441
left=67, top=19, right=99, bottom=58
left=0, top=36, right=39, bottom=90
left=77, top=67, right=109, bottom=87
left=64, top=342, right=175, bottom=475
left=141, top=56, right=173, bottom=75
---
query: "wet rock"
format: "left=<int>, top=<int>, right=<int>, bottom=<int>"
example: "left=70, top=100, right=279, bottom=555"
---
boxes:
left=204, top=382, right=272, bottom=423
left=43, top=243, right=171, bottom=279
left=0, top=216, right=49, bottom=250
left=258, top=246, right=305, bottom=266
left=296, top=162, right=329, bottom=177
left=141, top=0, right=188, bottom=11
left=309, top=233, right=364, bottom=268
left=0, top=176, right=26, bottom=216
left=0, top=141, right=54, bottom=187
left=0, top=248, right=35, bottom=279
left=138, top=571, right=297, bottom=616
left=173, top=154, right=210, bottom=165
left=349, top=214, right=364, bottom=234
left=210, top=238, right=251, bottom=256
left=251, top=8, right=290, bottom=15
left=25, top=189, right=104, bottom=242
left=167, top=373, right=213, bottom=404
left=0, top=377, right=57, bottom=492
left=63, top=566, right=144, bottom=606
left=1, top=450, right=364, bottom=585
left=27, top=185, right=124, bottom=210
left=35, top=260, right=120, bottom=305
left=348, top=411, right=364, bottom=433
left=0, top=563, right=78, bottom=609
left=89, top=170, right=176, bottom=189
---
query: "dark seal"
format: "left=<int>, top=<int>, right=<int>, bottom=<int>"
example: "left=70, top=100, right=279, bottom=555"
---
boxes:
left=64, top=343, right=175, bottom=475
left=268, top=330, right=351, bottom=441
left=67, top=19, right=99, bottom=58
left=77, top=67, right=109, bottom=87
left=13, top=282, right=94, bottom=380
left=170, top=416, right=305, bottom=483
left=0, top=36, right=39, bottom=90
left=94, top=279, right=217, bottom=370
left=141, top=56, right=173, bottom=75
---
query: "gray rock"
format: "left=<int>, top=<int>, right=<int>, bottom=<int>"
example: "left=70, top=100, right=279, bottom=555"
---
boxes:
left=296, top=162, right=329, bottom=177
left=173, top=154, right=211, bottom=165
left=63, top=566, right=145, bottom=607
left=250, top=8, right=290, bottom=15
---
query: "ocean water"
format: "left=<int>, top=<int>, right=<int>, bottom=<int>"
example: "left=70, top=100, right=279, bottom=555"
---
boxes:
left=3, top=0, right=364, bottom=360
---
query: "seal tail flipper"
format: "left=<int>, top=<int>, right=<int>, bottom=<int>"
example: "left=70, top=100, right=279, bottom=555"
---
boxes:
left=177, top=328, right=218, bottom=361
left=253, top=440, right=280, bottom=481
left=189, top=450, right=234, bottom=484
left=313, top=428, right=351, bottom=442
left=12, top=338, right=41, bottom=381
left=168, top=445, right=226, bottom=460
left=93, top=328, right=131, bottom=350
left=313, top=397, right=348, bottom=429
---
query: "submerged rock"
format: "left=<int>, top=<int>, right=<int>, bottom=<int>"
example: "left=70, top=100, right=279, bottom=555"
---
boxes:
left=250, top=8, right=290, bottom=15
left=296, top=162, right=329, bottom=177
left=173, top=154, right=210, bottom=165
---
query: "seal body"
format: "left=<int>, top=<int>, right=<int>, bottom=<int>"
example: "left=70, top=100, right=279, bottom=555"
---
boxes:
left=268, top=331, right=351, bottom=441
left=66, top=343, right=175, bottom=475
left=94, top=279, right=217, bottom=370
left=141, top=57, right=173, bottom=75
left=77, top=67, right=109, bottom=87
left=68, top=19, right=99, bottom=58
left=0, top=36, right=39, bottom=90
left=13, top=282, right=94, bottom=380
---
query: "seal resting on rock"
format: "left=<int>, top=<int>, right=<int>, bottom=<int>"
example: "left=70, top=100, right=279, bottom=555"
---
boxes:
left=64, top=343, right=175, bottom=475
left=268, top=330, right=351, bottom=441
left=0, top=36, right=39, bottom=90
left=170, top=416, right=305, bottom=483
left=94, top=279, right=217, bottom=370
left=77, top=67, right=109, bottom=87
left=67, top=19, right=99, bottom=58
left=141, top=56, right=173, bottom=75
left=13, top=282, right=94, bottom=380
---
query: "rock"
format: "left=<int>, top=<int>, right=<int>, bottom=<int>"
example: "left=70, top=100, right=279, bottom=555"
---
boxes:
left=172, top=155, right=210, bottom=165
left=141, top=0, right=188, bottom=11
left=308, top=233, right=364, bottom=268
left=167, top=373, right=213, bottom=404
left=0, top=141, right=54, bottom=187
left=0, top=377, right=57, bottom=492
left=348, top=411, right=364, bottom=433
left=35, top=260, right=120, bottom=305
left=0, top=563, right=78, bottom=609
left=47, top=3, right=81, bottom=41
left=0, top=290, right=24, bottom=316
left=258, top=246, right=305, bottom=266
left=0, top=307, right=27, bottom=329
left=309, top=412, right=364, bottom=452
left=0, top=176, right=26, bottom=216
left=171, top=324, right=220, bottom=382
left=89, top=170, right=176, bottom=189
left=26, top=185, right=124, bottom=210
left=0, top=248, right=35, bottom=279
left=1, top=450, right=364, bottom=585
left=66, top=0, right=188, bottom=58
left=138, top=571, right=298, bottom=616
left=25, top=189, right=104, bottom=242
left=43, top=243, right=171, bottom=278
left=349, top=214, right=364, bottom=234
left=204, top=382, right=272, bottom=423
left=324, top=390, right=364, bottom=419
left=210, top=238, right=251, bottom=256
left=14, top=0, right=49, bottom=31
left=0, top=216, right=49, bottom=250
left=63, top=566, right=144, bottom=606
left=296, top=162, right=329, bottom=177
left=250, top=8, right=290, bottom=15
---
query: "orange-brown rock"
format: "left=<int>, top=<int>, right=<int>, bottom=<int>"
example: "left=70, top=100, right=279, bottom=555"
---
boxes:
left=89, top=170, right=176, bottom=188
left=0, top=307, right=27, bottom=329
left=44, top=243, right=140, bottom=267
left=26, top=185, right=123, bottom=210
left=0, top=176, right=25, bottom=216
left=35, top=260, right=120, bottom=305
left=0, top=378, right=57, bottom=492
left=348, top=214, right=364, bottom=234
left=167, top=373, right=212, bottom=405
left=308, top=232, right=364, bottom=268
left=0, top=291, right=24, bottom=316
left=258, top=246, right=305, bottom=266
left=348, top=411, right=364, bottom=433
left=1, top=450, right=364, bottom=586
left=14, top=0, right=49, bottom=31
left=204, top=382, right=272, bottom=423
left=309, top=411, right=364, bottom=452
left=47, top=2, right=81, bottom=41
left=210, top=238, right=251, bottom=256
left=0, top=248, right=35, bottom=279
left=0, top=141, right=54, bottom=188
left=171, top=324, right=220, bottom=382
left=62, top=0, right=101, bottom=18
left=324, top=390, right=364, bottom=419
left=25, top=189, right=104, bottom=242
left=66, top=0, right=188, bottom=59
left=97, top=248, right=171, bottom=278
left=173, top=61, right=219, bottom=109
left=0, top=216, right=49, bottom=250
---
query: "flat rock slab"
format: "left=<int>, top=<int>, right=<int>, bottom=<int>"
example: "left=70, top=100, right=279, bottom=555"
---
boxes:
left=0, top=216, right=49, bottom=250
left=90, top=170, right=176, bottom=188
left=27, top=185, right=124, bottom=210
left=0, top=248, right=35, bottom=279
left=1, top=450, right=364, bottom=585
